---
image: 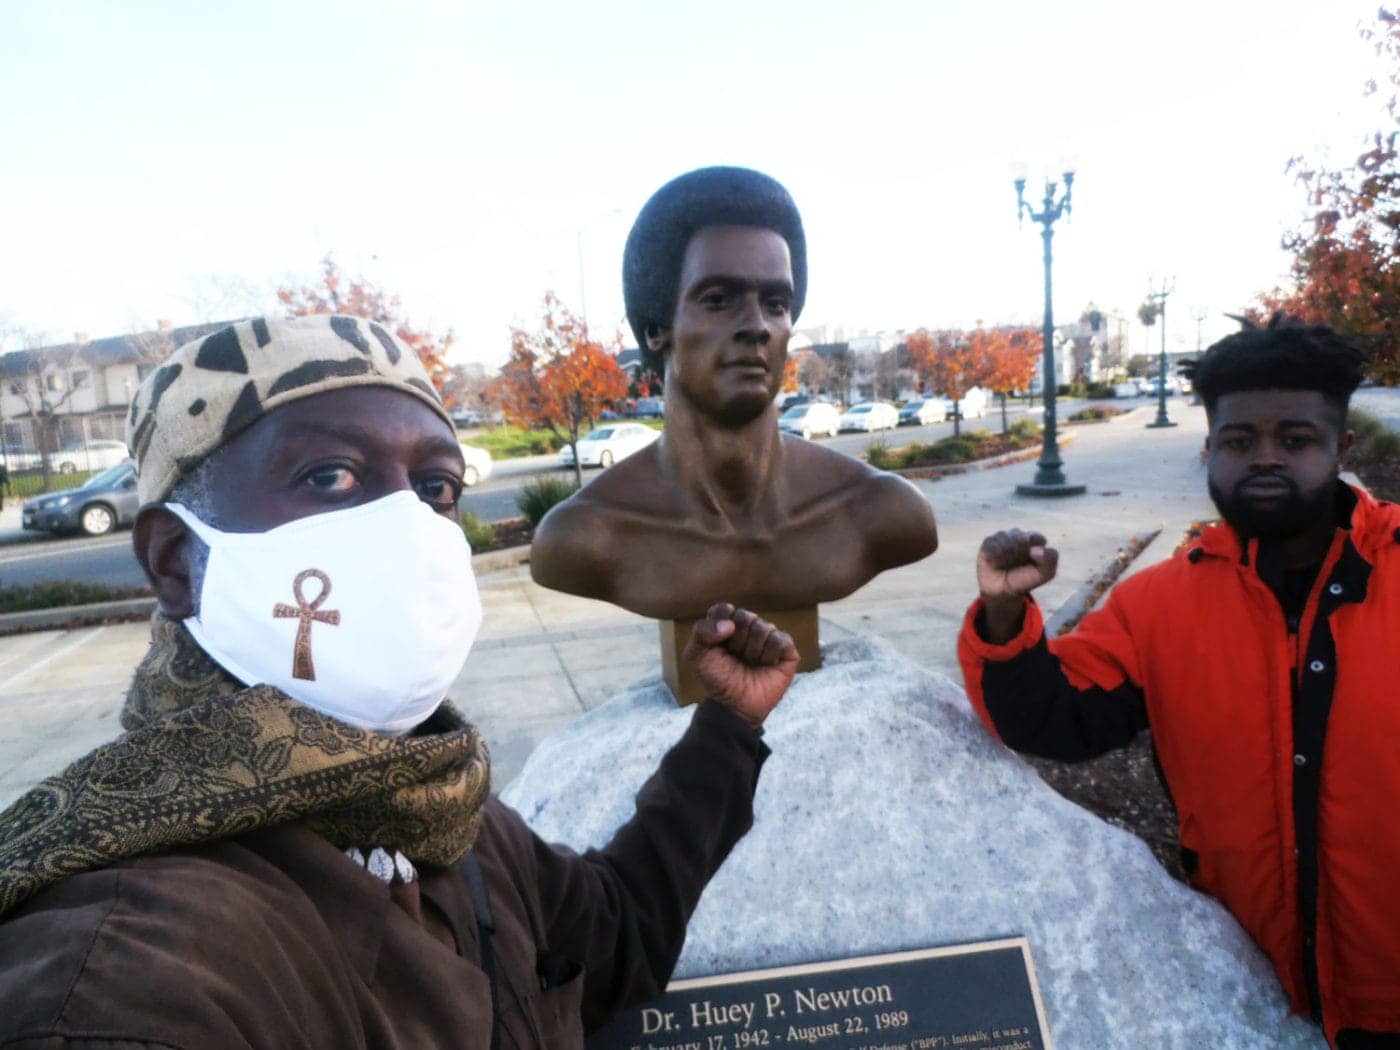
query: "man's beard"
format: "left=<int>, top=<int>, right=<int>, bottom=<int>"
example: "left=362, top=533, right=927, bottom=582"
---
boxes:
left=1207, top=474, right=1335, bottom=541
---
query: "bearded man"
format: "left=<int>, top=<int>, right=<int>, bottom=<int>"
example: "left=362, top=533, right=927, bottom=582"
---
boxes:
left=0, top=314, right=800, bottom=1048
left=957, top=318, right=1400, bottom=1049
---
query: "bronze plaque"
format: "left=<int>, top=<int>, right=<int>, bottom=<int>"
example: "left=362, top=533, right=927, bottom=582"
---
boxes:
left=587, top=938, right=1053, bottom=1050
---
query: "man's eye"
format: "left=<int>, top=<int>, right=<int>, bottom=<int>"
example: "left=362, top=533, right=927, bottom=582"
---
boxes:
left=766, top=296, right=791, bottom=314
left=699, top=290, right=730, bottom=309
left=1283, top=435, right=1315, bottom=451
left=417, top=475, right=462, bottom=508
left=305, top=466, right=357, bottom=493
left=1223, top=438, right=1251, bottom=452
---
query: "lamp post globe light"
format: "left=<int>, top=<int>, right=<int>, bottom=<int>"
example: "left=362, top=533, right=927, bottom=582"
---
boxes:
left=1144, top=276, right=1178, bottom=429
left=1012, top=162, right=1086, bottom=498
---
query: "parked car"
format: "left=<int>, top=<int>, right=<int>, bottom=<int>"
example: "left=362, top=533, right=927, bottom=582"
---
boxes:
left=932, top=386, right=989, bottom=420
left=21, top=460, right=139, bottom=536
left=776, top=392, right=811, bottom=411
left=898, top=398, right=949, bottom=426
left=558, top=423, right=659, bottom=468
left=51, top=439, right=131, bottom=475
left=777, top=401, right=840, bottom=439
left=459, top=443, right=492, bottom=487
left=631, top=397, right=665, bottom=419
left=838, top=401, right=899, bottom=432
left=1113, top=381, right=1141, bottom=399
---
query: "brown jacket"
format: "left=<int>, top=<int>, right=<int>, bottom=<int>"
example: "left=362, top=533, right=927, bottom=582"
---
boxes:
left=0, top=700, right=767, bottom=1049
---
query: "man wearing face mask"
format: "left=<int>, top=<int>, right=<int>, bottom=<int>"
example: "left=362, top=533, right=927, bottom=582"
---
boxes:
left=0, top=315, right=800, bottom=1048
left=957, top=317, right=1400, bottom=1049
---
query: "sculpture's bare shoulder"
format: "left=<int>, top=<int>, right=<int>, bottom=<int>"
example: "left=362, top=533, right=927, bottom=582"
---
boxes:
left=779, top=436, right=938, bottom=564
left=528, top=446, right=677, bottom=601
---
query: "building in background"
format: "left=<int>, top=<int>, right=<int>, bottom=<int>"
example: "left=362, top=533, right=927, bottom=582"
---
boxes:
left=0, top=321, right=231, bottom=471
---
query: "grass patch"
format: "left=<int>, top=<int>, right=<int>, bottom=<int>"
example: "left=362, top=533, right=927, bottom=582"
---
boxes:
left=9, top=471, right=98, bottom=500
left=0, top=579, right=149, bottom=614
left=464, top=425, right=565, bottom=460
left=516, top=474, right=580, bottom=526
left=864, top=440, right=891, bottom=469
left=463, top=419, right=665, bottom=460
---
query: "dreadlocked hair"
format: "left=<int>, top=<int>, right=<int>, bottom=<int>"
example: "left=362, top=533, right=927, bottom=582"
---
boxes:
left=1187, top=313, right=1368, bottom=424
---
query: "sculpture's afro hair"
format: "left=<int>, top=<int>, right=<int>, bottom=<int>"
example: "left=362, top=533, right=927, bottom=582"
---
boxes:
left=1187, top=313, right=1367, bottom=424
left=623, top=166, right=806, bottom=374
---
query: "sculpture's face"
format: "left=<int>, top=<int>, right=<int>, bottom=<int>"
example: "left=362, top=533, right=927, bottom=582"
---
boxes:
left=665, top=225, right=793, bottom=427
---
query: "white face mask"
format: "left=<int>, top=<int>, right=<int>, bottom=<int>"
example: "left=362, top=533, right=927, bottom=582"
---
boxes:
left=165, top=491, right=482, bottom=734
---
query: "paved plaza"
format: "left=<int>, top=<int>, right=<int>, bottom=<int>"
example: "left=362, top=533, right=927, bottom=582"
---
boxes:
left=0, top=404, right=1219, bottom=804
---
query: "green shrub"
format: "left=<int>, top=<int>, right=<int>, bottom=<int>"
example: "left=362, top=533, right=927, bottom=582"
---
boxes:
left=516, top=475, right=580, bottom=526
left=1347, top=409, right=1400, bottom=461
left=1364, top=428, right=1400, bottom=460
left=1009, top=418, right=1041, bottom=441
left=909, top=437, right=978, bottom=465
left=459, top=511, right=497, bottom=551
left=865, top=441, right=890, bottom=469
left=1085, top=381, right=1118, bottom=400
left=1069, top=406, right=1123, bottom=422
left=0, top=579, right=149, bottom=613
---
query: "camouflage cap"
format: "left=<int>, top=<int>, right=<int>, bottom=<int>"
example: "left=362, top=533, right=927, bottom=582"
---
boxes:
left=126, top=314, right=454, bottom=504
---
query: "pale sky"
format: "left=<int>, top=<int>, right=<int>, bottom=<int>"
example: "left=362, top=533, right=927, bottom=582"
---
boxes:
left=0, top=0, right=1387, bottom=366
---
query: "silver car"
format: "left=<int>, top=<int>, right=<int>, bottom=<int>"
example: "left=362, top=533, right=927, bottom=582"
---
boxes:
left=21, top=461, right=140, bottom=536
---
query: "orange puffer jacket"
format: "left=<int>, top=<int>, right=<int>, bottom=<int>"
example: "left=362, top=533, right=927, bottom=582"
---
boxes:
left=958, top=484, right=1400, bottom=1046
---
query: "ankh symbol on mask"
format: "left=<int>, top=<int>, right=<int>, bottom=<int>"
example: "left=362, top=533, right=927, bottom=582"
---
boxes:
left=272, top=569, right=341, bottom=681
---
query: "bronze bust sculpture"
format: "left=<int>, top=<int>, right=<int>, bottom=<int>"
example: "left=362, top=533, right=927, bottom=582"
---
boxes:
left=531, top=167, right=937, bottom=628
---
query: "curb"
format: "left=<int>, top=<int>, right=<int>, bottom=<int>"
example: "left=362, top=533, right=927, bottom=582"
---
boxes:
left=0, top=545, right=537, bottom=636
left=1045, top=528, right=1161, bottom=637
left=886, top=430, right=1079, bottom=479
left=471, top=544, right=531, bottom=574
left=0, top=596, right=159, bottom=635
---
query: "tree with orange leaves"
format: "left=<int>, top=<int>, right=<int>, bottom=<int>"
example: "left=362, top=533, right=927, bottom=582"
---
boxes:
left=277, top=256, right=456, bottom=399
left=494, top=292, right=629, bottom=486
left=780, top=355, right=800, bottom=394
left=1255, top=8, right=1400, bottom=383
left=984, top=327, right=1041, bottom=433
left=905, top=327, right=994, bottom=436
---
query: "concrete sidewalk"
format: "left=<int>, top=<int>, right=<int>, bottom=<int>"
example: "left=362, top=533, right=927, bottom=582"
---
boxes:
left=0, top=404, right=1216, bottom=806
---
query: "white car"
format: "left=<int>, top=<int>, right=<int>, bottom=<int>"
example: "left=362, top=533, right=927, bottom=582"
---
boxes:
left=559, top=423, right=659, bottom=468
left=898, top=397, right=949, bottom=426
left=459, top=443, right=493, bottom=487
left=51, top=439, right=131, bottom=474
left=838, top=401, right=899, bottom=432
left=932, top=387, right=989, bottom=420
left=777, top=401, right=840, bottom=439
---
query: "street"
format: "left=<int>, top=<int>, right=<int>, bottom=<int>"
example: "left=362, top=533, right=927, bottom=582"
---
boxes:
left=2, top=387, right=1395, bottom=591
left=460, top=398, right=1051, bottom=521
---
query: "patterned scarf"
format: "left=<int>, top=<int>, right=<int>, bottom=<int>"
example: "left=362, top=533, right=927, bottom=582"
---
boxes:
left=0, top=615, right=490, bottom=919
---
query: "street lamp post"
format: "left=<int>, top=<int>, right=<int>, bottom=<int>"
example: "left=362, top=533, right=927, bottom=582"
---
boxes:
left=1013, top=164, right=1086, bottom=498
left=1144, top=277, right=1177, bottom=428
